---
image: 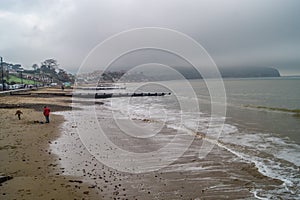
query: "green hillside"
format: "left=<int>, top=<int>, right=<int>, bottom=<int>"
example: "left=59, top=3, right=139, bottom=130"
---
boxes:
left=4, top=75, right=38, bottom=85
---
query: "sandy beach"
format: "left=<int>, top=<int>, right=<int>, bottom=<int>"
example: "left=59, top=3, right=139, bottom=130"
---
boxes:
left=0, top=88, right=283, bottom=199
left=0, top=89, right=99, bottom=199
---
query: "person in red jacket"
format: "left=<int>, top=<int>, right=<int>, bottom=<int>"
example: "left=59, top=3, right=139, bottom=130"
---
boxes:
left=43, top=106, right=50, bottom=123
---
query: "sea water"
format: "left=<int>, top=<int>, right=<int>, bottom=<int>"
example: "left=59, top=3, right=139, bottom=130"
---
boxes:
left=103, top=77, right=300, bottom=199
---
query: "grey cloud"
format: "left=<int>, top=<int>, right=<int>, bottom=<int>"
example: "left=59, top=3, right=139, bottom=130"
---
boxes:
left=0, top=0, right=299, bottom=75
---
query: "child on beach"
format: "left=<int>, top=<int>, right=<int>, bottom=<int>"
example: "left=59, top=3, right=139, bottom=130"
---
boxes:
left=43, top=106, right=50, bottom=123
left=15, top=109, right=23, bottom=120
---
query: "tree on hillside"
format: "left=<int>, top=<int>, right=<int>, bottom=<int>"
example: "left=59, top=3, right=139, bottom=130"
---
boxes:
left=57, top=69, right=75, bottom=83
left=37, top=59, right=74, bottom=83
left=41, top=59, right=59, bottom=72
left=40, top=59, right=58, bottom=74
left=32, top=63, right=39, bottom=71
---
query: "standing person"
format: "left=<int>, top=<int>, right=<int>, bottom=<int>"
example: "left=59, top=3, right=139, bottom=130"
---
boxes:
left=15, top=109, right=23, bottom=120
left=43, top=106, right=50, bottom=123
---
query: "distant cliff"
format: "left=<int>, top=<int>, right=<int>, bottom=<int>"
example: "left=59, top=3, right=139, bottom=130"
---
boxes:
left=172, top=66, right=280, bottom=79
left=218, top=67, right=281, bottom=78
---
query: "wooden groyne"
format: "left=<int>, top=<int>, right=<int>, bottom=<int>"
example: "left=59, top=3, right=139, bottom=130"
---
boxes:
left=72, top=92, right=171, bottom=98
left=6, top=91, right=171, bottom=98
left=75, top=86, right=126, bottom=90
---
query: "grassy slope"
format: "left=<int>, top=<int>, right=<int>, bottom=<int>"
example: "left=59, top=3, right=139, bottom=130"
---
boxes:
left=5, top=75, right=37, bottom=84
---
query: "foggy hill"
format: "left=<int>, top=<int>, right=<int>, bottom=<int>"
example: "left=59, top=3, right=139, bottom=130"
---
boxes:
left=218, top=67, right=280, bottom=78
left=173, top=66, right=280, bottom=79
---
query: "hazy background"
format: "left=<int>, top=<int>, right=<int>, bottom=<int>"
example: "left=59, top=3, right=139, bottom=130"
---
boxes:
left=0, top=0, right=299, bottom=75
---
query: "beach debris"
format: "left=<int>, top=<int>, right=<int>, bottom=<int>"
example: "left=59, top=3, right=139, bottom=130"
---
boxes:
left=33, top=120, right=44, bottom=124
left=68, top=179, right=83, bottom=184
left=142, top=119, right=151, bottom=122
left=83, top=191, right=89, bottom=195
left=0, top=175, right=13, bottom=184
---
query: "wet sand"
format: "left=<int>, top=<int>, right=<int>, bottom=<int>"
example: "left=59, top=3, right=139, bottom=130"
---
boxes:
left=0, top=89, right=282, bottom=199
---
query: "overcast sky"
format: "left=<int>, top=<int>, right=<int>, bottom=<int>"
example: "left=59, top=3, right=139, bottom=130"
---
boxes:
left=0, top=0, right=299, bottom=75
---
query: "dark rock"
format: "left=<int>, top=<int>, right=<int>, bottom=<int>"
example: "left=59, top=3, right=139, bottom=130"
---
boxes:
left=0, top=176, right=13, bottom=184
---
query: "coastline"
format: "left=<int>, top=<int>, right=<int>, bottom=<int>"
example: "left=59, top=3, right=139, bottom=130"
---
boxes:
left=0, top=89, right=289, bottom=199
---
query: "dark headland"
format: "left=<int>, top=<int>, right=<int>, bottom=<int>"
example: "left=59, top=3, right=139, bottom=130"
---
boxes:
left=178, top=66, right=280, bottom=79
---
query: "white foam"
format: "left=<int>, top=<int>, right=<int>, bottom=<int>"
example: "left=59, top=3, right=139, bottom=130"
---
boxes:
left=209, top=137, right=300, bottom=199
left=221, top=131, right=300, bottom=167
left=251, top=190, right=271, bottom=200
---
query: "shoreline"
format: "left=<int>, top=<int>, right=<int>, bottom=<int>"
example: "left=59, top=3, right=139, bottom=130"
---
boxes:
left=0, top=90, right=288, bottom=199
left=52, top=101, right=285, bottom=199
